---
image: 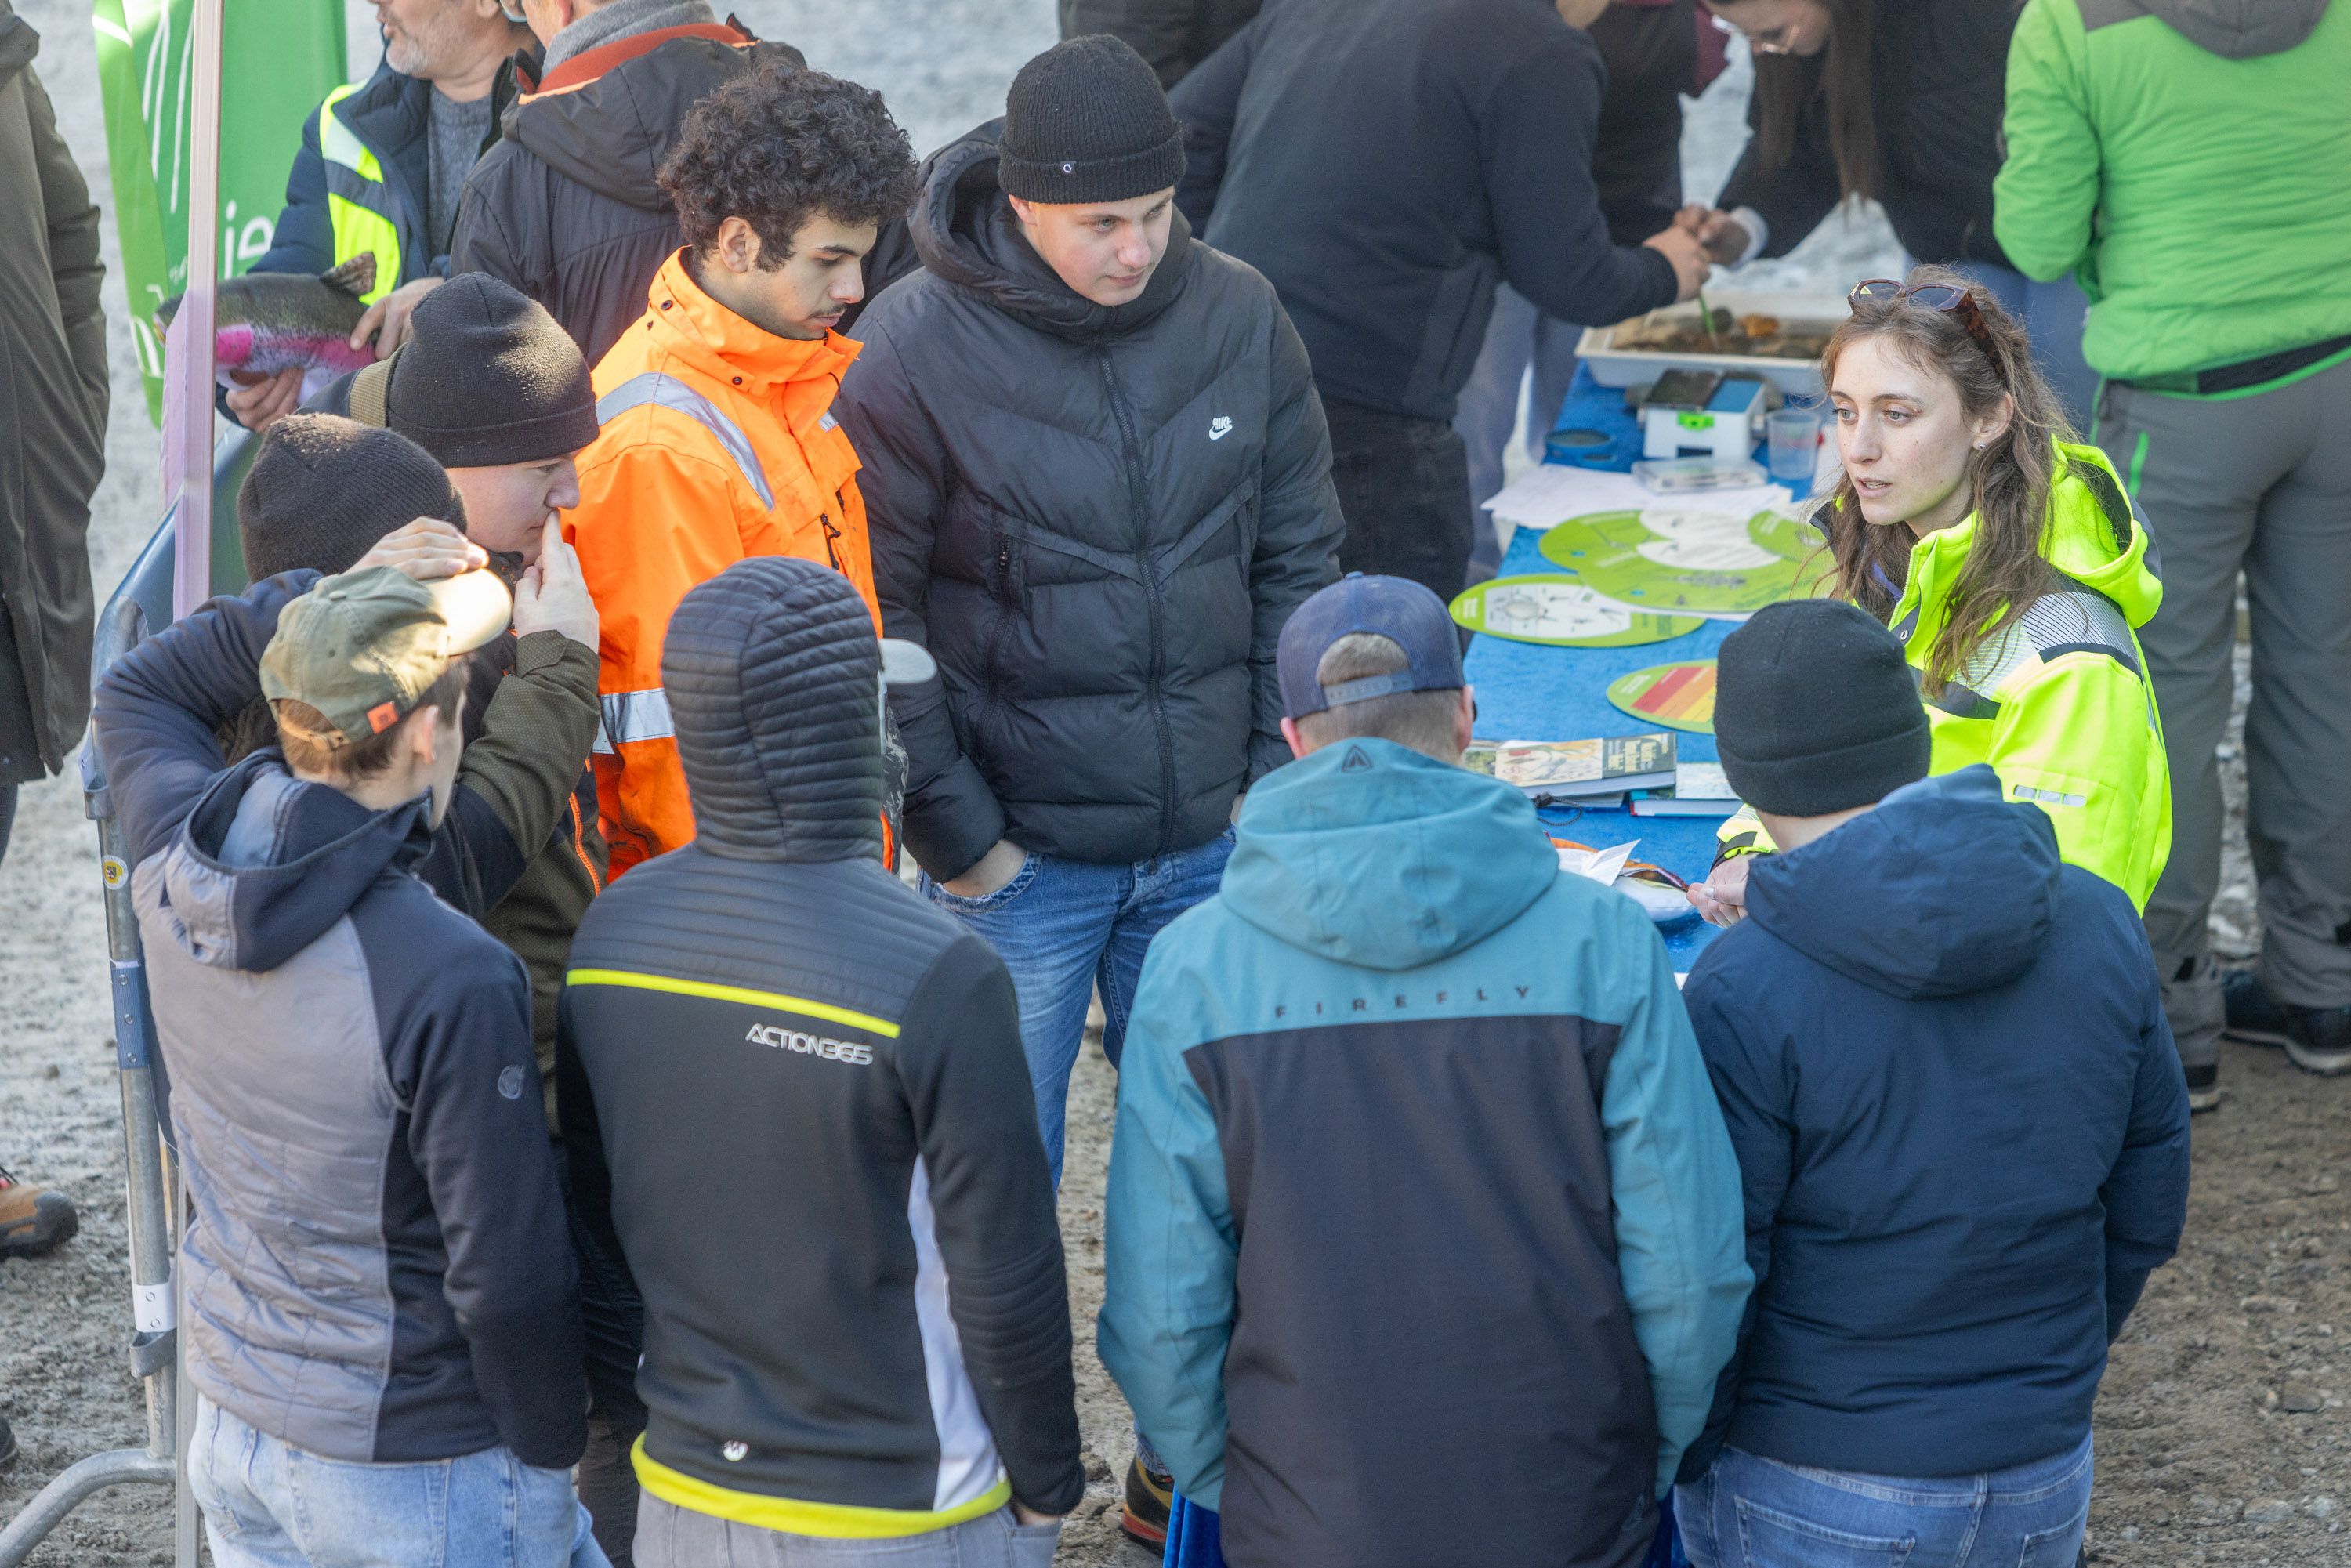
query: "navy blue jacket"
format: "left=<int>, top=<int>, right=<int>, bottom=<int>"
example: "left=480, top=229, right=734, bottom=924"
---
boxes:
left=248, top=59, right=455, bottom=286
left=1680, top=766, right=2190, bottom=1478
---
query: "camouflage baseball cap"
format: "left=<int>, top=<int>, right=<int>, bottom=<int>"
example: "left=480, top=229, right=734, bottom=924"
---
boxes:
left=259, top=567, right=511, bottom=747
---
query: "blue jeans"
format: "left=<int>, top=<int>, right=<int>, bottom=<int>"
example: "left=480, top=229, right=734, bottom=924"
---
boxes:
left=1455, top=284, right=1587, bottom=574
left=189, top=1396, right=608, bottom=1568
left=921, top=831, right=1235, bottom=1182
left=1675, top=1434, right=2093, bottom=1568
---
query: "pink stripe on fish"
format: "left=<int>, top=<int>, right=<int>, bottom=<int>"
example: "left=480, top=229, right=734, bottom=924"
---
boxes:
left=220, top=328, right=379, bottom=378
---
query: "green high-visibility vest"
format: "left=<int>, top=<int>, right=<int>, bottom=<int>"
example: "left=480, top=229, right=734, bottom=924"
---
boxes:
left=317, top=83, right=400, bottom=305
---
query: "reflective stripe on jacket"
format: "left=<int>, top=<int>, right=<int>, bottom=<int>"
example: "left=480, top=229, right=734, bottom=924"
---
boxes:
left=567, top=250, right=879, bottom=877
left=317, top=82, right=400, bottom=305
left=1722, top=440, right=2172, bottom=910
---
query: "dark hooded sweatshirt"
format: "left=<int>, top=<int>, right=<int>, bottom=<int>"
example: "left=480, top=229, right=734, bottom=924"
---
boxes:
left=1167, top=0, right=1680, bottom=423
left=835, top=125, right=1342, bottom=881
left=560, top=558, right=1084, bottom=1526
left=450, top=22, right=806, bottom=366
left=91, top=592, right=586, bottom=1469
left=1679, top=767, right=2192, bottom=1479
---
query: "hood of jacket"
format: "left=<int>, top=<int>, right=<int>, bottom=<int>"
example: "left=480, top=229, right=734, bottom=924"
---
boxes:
left=505, top=31, right=802, bottom=213
left=663, top=558, right=886, bottom=863
left=0, top=2, right=38, bottom=94
left=1219, top=741, right=1559, bottom=972
left=908, top=121, right=1196, bottom=344
left=2139, top=0, right=2327, bottom=58
left=143, top=753, right=434, bottom=974
left=1744, top=766, right=2063, bottom=1000
left=1901, top=438, right=2164, bottom=642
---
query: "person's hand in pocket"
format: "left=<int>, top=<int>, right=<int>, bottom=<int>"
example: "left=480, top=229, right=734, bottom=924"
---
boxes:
left=942, top=838, right=1027, bottom=900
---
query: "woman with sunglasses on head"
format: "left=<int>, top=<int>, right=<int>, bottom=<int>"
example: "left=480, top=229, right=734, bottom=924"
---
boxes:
left=1675, top=0, right=2097, bottom=428
left=1692, top=272, right=2174, bottom=1016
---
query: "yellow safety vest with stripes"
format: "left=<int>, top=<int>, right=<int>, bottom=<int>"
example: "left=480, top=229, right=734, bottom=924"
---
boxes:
left=316, top=82, right=401, bottom=306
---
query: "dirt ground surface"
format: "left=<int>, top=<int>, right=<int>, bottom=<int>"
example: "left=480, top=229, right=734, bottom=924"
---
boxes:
left=0, top=4, right=2331, bottom=1565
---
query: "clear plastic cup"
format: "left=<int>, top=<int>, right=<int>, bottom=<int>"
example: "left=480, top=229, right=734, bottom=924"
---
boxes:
left=1766, top=408, right=1820, bottom=487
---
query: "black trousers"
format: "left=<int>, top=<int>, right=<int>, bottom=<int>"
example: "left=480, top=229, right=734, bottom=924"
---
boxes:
left=1322, top=397, right=1477, bottom=602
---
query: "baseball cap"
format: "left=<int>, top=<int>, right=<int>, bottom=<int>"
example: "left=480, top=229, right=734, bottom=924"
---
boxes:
left=1277, top=574, right=1465, bottom=719
left=260, top=567, right=512, bottom=747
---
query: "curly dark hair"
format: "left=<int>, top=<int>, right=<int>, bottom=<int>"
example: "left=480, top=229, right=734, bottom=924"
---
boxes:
left=659, top=64, right=918, bottom=266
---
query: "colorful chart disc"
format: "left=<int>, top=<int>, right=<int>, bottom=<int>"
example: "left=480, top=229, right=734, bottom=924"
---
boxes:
left=1450, top=574, right=1704, bottom=647
left=1538, top=509, right=1831, bottom=616
left=1607, top=661, right=1719, bottom=733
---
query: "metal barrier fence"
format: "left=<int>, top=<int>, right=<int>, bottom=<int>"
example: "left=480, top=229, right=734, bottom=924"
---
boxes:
left=0, top=427, right=256, bottom=1568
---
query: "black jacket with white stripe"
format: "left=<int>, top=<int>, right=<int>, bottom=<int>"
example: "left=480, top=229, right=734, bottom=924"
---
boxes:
left=559, top=557, right=1084, bottom=1530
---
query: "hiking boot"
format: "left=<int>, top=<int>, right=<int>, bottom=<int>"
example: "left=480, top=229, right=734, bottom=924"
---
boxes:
left=1122, top=1453, right=1173, bottom=1548
left=0, top=1164, right=78, bottom=1260
left=2182, top=1060, right=2221, bottom=1114
left=2224, top=971, right=2351, bottom=1077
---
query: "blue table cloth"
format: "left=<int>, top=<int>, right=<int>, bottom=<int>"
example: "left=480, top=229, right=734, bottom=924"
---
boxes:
left=1467, top=362, right=1814, bottom=966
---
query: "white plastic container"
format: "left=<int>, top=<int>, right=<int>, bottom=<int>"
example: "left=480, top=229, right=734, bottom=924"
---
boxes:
left=1577, top=290, right=1847, bottom=399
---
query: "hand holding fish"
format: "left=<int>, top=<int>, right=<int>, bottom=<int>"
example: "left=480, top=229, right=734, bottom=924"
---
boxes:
left=350, top=277, right=445, bottom=360
left=510, top=516, right=599, bottom=650
left=356, top=518, right=488, bottom=582
left=225, top=367, right=305, bottom=436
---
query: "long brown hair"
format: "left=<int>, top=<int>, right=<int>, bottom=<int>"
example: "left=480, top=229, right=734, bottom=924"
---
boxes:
left=1746, top=0, right=1882, bottom=205
left=1818, top=265, right=2075, bottom=691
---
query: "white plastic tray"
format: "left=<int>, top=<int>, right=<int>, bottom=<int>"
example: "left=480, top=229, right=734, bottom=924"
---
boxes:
left=1576, top=290, right=1847, bottom=399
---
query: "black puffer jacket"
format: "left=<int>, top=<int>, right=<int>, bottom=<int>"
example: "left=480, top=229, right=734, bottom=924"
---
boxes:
left=450, top=27, right=804, bottom=366
left=835, top=128, right=1342, bottom=881
left=1717, top=0, right=2016, bottom=267
left=562, top=558, right=1082, bottom=1523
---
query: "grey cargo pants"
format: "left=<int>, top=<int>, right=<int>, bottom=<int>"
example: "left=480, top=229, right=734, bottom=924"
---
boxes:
left=2099, top=353, right=2351, bottom=1071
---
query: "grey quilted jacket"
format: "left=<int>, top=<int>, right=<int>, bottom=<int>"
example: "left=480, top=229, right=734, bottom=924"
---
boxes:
left=92, top=596, right=588, bottom=1468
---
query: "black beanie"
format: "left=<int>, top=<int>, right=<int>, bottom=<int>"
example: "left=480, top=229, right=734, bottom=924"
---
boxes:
left=237, top=414, right=467, bottom=584
left=998, top=35, right=1185, bottom=205
left=377, top=273, right=599, bottom=468
left=1713, top=599, right=1933, bottom=818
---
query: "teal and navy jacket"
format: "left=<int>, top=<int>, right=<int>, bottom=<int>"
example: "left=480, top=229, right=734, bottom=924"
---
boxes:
left=1099, top=739, right=1750, bottom=1568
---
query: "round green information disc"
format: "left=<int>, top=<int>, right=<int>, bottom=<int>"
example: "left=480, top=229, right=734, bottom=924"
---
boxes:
left=1449, top=574, right=1704, bottom=647
left=1538, top=508, right=1831, bottom=616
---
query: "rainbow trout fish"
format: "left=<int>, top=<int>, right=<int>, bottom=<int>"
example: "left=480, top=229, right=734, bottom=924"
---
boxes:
left=156, top=252, right=381, bottom=393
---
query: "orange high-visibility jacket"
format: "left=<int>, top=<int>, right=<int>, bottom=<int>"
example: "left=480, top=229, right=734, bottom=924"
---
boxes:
left=566, top=251, right=880, bottom=877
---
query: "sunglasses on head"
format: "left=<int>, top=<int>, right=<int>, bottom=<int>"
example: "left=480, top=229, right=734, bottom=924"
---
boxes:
left=1848, top=278, right=2004, bottom=379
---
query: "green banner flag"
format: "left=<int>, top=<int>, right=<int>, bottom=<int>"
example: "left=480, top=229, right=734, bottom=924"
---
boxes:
left=92, top=0, right=348, bottom=422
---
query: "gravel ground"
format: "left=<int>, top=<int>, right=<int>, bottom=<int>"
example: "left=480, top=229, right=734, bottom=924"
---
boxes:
left=0, top=9, right=2326, bottom=1566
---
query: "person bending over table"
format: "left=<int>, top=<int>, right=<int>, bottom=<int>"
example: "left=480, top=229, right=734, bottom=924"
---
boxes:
left=1690, top=270, right=2171, bottom=1014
